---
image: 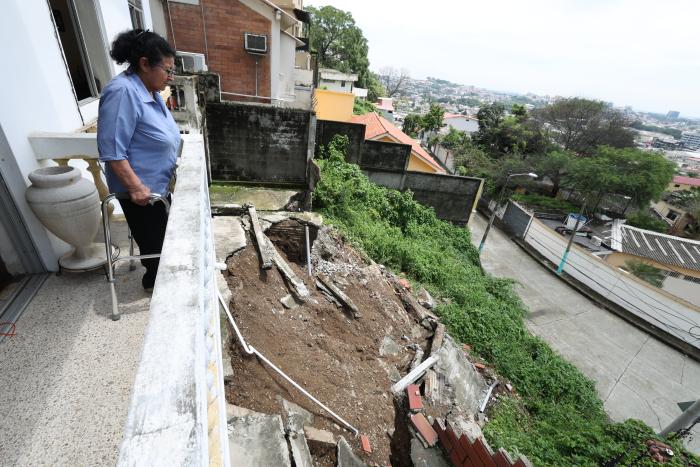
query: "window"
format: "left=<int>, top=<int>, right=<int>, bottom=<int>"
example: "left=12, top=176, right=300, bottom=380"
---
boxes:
left=666, top=210, right=679, bottom=221
left=50, top=0, right=111, bottom=102
left=340, top=80, right=346, bottom=88
left=128, top=0, right=144, bottom=30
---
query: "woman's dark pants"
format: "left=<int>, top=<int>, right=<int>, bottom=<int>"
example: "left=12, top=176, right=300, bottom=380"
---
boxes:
left=118, top=198, right=169, bottom=289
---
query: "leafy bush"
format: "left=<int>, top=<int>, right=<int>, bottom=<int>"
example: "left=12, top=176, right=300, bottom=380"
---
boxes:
left=626, top=212, right=669, bottom=233
left=511, top=193, right=578, bottom=212
left=313, top=136, right=698, bottom=466
left=353, top=98, right=376, bottom=115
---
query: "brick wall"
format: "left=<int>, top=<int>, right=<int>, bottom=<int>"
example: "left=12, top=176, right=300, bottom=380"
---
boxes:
left=167, top=0, right=271, bottom=99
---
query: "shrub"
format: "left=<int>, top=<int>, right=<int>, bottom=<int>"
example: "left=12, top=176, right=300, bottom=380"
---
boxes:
left=511, top=193, right=578, bottom=212
left=626, top=212, right=669, bottom=233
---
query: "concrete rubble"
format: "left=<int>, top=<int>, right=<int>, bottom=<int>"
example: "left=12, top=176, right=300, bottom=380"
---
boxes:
left=227, top=413, right=291, bottom=467
left=337, top=436, right=367, bottom=467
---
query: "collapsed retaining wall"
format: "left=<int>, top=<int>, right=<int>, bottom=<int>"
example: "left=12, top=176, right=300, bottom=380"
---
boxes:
left=206, top=102, right=315, bottom=186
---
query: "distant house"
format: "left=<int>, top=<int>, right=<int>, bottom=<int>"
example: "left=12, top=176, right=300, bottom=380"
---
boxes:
left=441, top=113, right=479, bottom=135
left=669, top=175, right=700, bottom=192
left=319, top=68, right=358, bottom=93
left=351, top=112, right=446, bottom=174
left=608, top=221, right=700, bottom=305
left=375, top=97, right=395, bottom=122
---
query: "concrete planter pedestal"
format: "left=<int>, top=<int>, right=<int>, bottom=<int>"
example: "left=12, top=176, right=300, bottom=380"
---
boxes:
left=26, top=166, right=107, bottom=270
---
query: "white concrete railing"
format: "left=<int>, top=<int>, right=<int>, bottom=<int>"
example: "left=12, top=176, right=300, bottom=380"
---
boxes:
left=117, top=134, right=229, bottom=466
left=523, top=217, right=700, bottom=352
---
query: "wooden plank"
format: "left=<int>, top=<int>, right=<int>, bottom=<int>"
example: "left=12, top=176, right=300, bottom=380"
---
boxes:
left=317, top=275, right=359, bottom=318
left=248, top=205, right=272, bottom=269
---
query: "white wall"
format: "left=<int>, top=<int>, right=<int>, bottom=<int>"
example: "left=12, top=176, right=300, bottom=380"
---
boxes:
left=0, top=0, right=139, bottom=270
left=279, top=33, right=296, bottom=100
left=524, top=218, right=700, bottom=351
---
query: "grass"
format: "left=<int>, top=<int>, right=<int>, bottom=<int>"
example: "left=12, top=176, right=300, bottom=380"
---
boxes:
left=312, top=136, right=698, bottom=466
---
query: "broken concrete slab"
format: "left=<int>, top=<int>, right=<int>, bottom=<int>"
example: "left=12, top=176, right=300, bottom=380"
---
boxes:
left=228, top=413, right=291, bottom=467
left=430, top=323, right=445, bottom=358
left=226, top=403, right=262, bottom=419
left=434, top=335, right=485, bottom=414
left=379, top=336, right=402, bottom=357
left=417, top=289, right=435, bottom=310
left=248, top=205, right=273, bottom=269
left=303, top=426, right=335, bottom=446
left=210, top=186, right=301, bottom=211
left=265, top=234, right=310, bottom=300
left=337, top=436, right=367, bottom=467
left=280, top=398, right=314, bottom=433
left=279, top=294, right=299, bottom=310
left=288, top=430, right=314, bottom=467
left=212, top=216, right=247, bottom=262
left=410, top=437, right=450, bottom=467
left=318, top=275, right=359, bottom=318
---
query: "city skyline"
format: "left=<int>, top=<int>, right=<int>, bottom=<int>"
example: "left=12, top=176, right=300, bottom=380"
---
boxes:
left=310, top=0, right=700, bottom=118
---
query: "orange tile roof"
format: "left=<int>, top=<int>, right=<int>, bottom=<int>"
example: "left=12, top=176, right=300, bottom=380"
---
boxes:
left=351, top=112, right=446, bottom=173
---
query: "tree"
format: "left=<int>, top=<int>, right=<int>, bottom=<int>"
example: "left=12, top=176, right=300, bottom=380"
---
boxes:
left=625, top=212, right=669, bottom=233
left=566, top=146, right=676, bottom=209
left=472, top=103, right=547, bottom=157
left=533, top=98, right=635, bottom=155
left=402, top=113, right=422, bottom=138
left=421, top=104, right=445, bottom=134
left=441, top=127, right=468, bottom=151
left=378, top=67, right=410, bottom=97
left=308, top=6, right=373, bottom=91
left=529, top=150, right=575, bottom=197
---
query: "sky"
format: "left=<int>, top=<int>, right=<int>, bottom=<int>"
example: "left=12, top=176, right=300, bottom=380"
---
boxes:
left=307, top=0, right=700, bottom=117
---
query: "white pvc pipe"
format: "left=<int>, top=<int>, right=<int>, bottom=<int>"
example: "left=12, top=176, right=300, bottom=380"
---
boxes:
left=216, top=291, right=359, bottom=435
left=305, top=225, right=312, bottom=276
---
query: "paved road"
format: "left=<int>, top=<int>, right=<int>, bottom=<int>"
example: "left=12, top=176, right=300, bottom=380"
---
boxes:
left=469, top=213, right=700, bottom=453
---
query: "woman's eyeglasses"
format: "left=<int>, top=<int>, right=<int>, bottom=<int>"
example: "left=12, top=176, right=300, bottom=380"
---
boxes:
left=154, top=64, right=175, bottom=77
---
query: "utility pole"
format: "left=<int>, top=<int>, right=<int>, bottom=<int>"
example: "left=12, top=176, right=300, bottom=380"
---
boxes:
left=479, top=172, right=537, bottom=254
left=556, top=197, right=587, bottom=275
left=659, top=399, right=700, bottom=438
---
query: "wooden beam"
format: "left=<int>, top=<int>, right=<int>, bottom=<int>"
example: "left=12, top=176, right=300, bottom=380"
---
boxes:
left=248, top=205, right=272, bottom=269
left=317, top=275, right=359, bottom=318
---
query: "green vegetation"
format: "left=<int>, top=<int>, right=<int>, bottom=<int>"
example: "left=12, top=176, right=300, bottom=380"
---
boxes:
left=353, top=98, right=375, bottom=115
left=624, top=260, right=666, bottom=288
left=313, top=136, right=697, bottom=466
left=308, top=5, right=385, bottom=100
left=625, top=212, right=669, bottom=233
left=511, top=193, right=578, bottom=212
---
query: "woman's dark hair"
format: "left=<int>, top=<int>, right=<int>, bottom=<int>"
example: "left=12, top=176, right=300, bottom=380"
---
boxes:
left=110, top=29, right=175, bottom=69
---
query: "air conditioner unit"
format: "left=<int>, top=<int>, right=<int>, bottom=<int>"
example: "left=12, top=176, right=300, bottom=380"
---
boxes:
left=176, top=51, right=207, bottom=72
left=244, top=33, right=268, bottom=54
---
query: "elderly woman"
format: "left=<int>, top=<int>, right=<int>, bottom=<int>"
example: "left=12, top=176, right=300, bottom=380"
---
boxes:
left=97, top=29, right=180, bottom=290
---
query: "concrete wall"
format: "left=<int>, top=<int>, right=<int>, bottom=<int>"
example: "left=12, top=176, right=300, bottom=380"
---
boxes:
left=362, top=140, right=410, bottom=172
left=404, top=172, right=483, bottom=225
left=314, top=89, right=354, bottom=122
left=315, top=120, right=364, bottom=164
left=206, top=102, right=312, bottom=185
left=501, top=201, right=533, bottom=239
left=524, top=218, right=700, bottom=354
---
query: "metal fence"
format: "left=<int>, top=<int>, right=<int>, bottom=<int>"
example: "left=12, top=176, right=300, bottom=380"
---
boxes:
left=117, top=135, right=230, bottom=466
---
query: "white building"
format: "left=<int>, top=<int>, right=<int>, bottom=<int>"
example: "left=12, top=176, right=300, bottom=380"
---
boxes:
left=1, top=0, right=160, bottom=305
left=681, top=132, right=700, bottom=151
left=441, top=113, right=479, bottom=135
left=319, top=68, right=358, bottom=93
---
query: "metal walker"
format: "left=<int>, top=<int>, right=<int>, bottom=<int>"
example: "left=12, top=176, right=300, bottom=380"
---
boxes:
left=101, top=193, right=170, bottom=321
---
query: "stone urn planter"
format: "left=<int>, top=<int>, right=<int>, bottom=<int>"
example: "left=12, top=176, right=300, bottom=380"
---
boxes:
left=26, top=166, right=107, bottom=270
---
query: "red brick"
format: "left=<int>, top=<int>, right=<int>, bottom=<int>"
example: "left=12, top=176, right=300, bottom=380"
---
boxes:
left=410, top=413, right=437, bottom=447
left=360, top=435, right=371, bottom=453
left=494, top=449, right=512, bottom=467
left=472, top=438, right=497, bottom=467
left=474, top=362, right=486, bottom=370
left=463, top=344, right=472, bottom=352
left=406, top=384, right=423, bottom=412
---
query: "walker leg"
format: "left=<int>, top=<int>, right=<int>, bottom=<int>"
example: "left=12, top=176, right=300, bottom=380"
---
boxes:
left=128, top=227, right=136, bottom=271
left=109, top=281, right=120, bottom=321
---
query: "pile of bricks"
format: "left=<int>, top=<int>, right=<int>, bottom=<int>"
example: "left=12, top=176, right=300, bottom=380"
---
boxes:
left=405, top=384, right=533, bottom=467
